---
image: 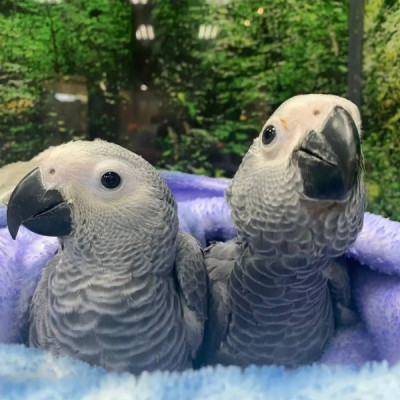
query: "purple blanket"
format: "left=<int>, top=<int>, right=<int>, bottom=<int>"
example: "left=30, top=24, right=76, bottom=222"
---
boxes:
left=0, top=171, right=399, bottom=367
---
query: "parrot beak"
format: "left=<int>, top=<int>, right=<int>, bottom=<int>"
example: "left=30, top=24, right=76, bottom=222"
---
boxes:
left=7, top=168, right=72, bottom=240
left=296, top=106, right=361, bottom=201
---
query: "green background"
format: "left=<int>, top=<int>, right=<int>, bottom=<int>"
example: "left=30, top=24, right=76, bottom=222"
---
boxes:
left=0, top=0, right=399, bottom=219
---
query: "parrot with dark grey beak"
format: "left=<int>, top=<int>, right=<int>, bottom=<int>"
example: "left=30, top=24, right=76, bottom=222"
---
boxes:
left=202, top=94, right=366, bottom=367
left=6, top=139, right=207, bottom=374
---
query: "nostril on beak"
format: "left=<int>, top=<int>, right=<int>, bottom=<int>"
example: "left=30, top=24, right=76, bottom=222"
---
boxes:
left=49, top=168, right=56, bottom=175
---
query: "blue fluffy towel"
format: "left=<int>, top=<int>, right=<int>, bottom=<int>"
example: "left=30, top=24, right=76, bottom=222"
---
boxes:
left=1, top=344, right=400, bottom=400
left=1, top=171, right=400, bottom=399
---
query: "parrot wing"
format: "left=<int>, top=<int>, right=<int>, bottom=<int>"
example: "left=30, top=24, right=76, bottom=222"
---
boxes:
left=323, top=257, right=360, bottom=328
left=29, top=250, right=60, bottom=348
left=199, top=239, right=241, bottom=364
left=174, top=232, right=208, bottom=358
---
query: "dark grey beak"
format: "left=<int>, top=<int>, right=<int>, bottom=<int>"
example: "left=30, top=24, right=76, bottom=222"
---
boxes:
left=7, top=168, right=72, bottom=240
left=296, top=106, right=361, bottom=201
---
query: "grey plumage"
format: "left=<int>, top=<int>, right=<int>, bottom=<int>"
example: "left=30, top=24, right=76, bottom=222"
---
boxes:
left=202, top=95, right=367, bottom=367
left=8, top=139, right=207, bottom=374
left=324, top=257, right=360, bottom=328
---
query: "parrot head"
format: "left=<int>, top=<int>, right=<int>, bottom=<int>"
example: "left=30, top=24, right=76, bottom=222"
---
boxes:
left=227, top=94, right=366, bottom=257
left=7, top=140, right=178, bottom=243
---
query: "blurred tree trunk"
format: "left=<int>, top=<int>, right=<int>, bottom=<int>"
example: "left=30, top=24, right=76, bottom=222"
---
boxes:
left=347, top=0, right=364, bottom=106
left=87, top=80, right=120, bottom=143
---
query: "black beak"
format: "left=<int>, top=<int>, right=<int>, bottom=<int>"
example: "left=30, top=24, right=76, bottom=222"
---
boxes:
left=7, top=168, right=72, bottom=240
left=296, top=106, right=361, bottom=201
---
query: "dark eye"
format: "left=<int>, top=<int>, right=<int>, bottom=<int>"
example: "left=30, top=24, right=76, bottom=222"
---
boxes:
left=101, top=172, right=121, bottom=189
left=262, top=125, right=276, bottom=145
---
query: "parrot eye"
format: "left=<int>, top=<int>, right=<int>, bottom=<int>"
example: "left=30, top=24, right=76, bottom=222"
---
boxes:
left=262, top=125, right=276, bottom=145
left=101, top=172, right=121, bottom=189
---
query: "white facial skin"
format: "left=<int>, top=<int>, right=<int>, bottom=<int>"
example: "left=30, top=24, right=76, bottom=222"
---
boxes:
left=36, top=140, right=164, bottom=235
left=255, top=94, right=361, bottom=166
left=40, top=142, right=150, bottom=201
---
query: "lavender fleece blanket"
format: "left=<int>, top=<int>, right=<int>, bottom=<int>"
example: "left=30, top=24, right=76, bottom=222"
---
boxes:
left=1, top=171, right=400, bottom=399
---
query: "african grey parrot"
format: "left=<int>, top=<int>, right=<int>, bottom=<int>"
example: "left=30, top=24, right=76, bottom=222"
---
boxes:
left=202, top=94, right=367, bottom=368
left=6, top=139, right=207, bottom=374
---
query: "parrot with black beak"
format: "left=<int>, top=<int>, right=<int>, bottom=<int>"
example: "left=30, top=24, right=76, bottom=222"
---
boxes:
left=202, top=94, right=366, bottom=367
left=6, top=139, right=207, bottom=374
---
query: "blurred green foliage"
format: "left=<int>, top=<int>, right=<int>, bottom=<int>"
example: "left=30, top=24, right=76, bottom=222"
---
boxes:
left=153, top=0, right=399, bottom=220
left=153, top=0, right=349, bottom=162
left=362, top=0, right=400, bottom=220
left=156, top=124, right=221, bottom=176
left=0, top=0, right=132, bottom=162
left=0, top=0, right=399, bottom=219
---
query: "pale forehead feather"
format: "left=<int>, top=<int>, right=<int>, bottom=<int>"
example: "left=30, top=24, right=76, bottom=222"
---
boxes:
left=42, top=139, right=148, bottom=168
left=271, top=94, right=361, bottom=135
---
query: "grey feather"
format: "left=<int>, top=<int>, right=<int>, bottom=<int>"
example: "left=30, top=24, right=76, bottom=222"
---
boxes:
left=200, top=239, right=240, bottom=365
left=324, top=257, right=360, bottom=327
left=30, top=251, right=61, bottom=349
left=175, top=232, right=208, bottom=357
left=202, top=95, right=367, bottom=368
left=23, top=140, right=208, bottom=374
